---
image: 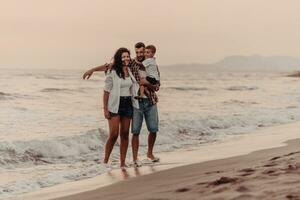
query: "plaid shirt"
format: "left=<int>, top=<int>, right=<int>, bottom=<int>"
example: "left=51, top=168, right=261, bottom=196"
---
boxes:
left=129, top=59, right=160, bottom=105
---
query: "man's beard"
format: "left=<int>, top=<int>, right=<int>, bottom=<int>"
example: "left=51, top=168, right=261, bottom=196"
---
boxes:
left=136, top=56, right=144, bottom=62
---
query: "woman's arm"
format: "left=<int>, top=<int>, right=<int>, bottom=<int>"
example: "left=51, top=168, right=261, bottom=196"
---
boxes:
left=103, top=71, right=113, bottom=119
left=103, top=91, right=110, bottom=119
left=82, top=63, right=113, bottom=79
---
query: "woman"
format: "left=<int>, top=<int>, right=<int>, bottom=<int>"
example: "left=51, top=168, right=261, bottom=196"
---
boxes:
left=103, top=47, right=139, bottom=168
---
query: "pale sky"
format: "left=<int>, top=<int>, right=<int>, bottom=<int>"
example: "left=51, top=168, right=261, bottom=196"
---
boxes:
left=1, top=0, right=300, bottom=68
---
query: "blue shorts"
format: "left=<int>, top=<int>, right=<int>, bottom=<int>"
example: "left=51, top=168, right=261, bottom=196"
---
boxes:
left=131, top=98, right=159, bottom=134
left=110, top=96, right=133, bottom=118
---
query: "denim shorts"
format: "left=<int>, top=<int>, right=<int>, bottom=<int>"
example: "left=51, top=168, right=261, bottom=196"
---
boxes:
left=131, top=98, right=159, bottom=134
left=110, top=96, right=133, bottom=118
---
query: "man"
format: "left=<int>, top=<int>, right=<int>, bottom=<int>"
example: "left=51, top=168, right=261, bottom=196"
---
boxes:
left=83, top=42, right=160, bottom=167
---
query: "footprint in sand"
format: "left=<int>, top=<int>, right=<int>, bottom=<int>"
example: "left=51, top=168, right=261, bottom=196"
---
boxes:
left=209, top=176, right=240, bottom=186
left=262, top=168, right=281, bottom=176
left=239, top=168, right=256, bottom=173
left=263, top=162, right=278, bottom=167
left=175, top=188, right=190, bottom=193
left=238, top=168, right=256, bottom=177
left=204, top=170, right=224, bottom=175
left=269, top=156, right=281, bottom=161
left=284, top=151, right=300, bottom=157
left=239, top=173, right=253, bottom=177
left=286, top=194, right=300, bottom=200
left=236, top=185, right=250, bottom=192
left=283, top=164, right=300, bottom=172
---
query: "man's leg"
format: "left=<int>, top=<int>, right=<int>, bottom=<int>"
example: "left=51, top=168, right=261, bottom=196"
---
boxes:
left=131, top=106, right=143, bottom=162
left=144, top=101, right=159, bottom=160
left=147, top=132, right=157, bottom=160
left=131, top=134, right=139, bottom=162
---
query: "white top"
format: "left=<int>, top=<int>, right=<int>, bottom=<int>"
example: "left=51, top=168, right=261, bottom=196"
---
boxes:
left=104, top=70, right=139, bottom=113
left=120, top=76, right=133, bottom=96
left=142, top=58, right=160, bottom=81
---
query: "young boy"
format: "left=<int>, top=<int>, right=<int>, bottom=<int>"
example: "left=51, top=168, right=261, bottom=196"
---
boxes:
left=135, top=45, right=160, bottom=99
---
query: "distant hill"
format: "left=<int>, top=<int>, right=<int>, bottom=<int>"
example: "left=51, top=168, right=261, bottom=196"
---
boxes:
left=162, top=55, right=300, bottom=72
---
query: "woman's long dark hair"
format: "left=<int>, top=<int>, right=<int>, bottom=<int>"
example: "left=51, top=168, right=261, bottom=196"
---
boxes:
left=111, top=47, right=130, bottom=79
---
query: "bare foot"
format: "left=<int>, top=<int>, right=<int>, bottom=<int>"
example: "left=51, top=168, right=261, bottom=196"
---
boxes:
left=147, top=154, right=160, bottom=162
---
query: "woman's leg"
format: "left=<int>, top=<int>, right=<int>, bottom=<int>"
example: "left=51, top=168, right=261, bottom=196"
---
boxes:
left=103, top=116, right=120, bottom=164
left=119, top=117, right=131, bottom=167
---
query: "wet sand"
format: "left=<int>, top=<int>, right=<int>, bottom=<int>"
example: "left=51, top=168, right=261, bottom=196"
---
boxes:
left=53, top=139, right=300, bottom=200
left=48, top=122, right=300, bottom=200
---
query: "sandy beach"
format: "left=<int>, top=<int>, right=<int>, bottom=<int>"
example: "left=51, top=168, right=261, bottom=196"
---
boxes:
left=53, top=141, right=300, bottom=200
left=45, top=123, right=300, bottom=200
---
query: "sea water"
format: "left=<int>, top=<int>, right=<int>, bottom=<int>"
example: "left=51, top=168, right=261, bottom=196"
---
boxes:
left=1, top=67, right=300, bottom=198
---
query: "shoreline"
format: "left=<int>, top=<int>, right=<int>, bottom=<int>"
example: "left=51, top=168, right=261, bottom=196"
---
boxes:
left=10, top=121, right=300, bottom=200
left=54, top=138, right=300, bottom=200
